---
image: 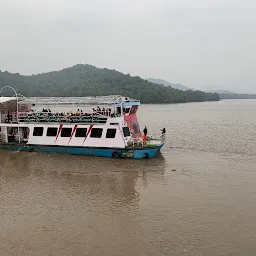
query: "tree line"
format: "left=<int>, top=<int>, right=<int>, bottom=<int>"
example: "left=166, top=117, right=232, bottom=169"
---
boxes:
left=0, top=64, right=220, bottom=104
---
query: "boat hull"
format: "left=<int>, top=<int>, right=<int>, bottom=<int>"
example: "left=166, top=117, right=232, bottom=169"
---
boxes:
left=0, top=143, right=163, bottom=159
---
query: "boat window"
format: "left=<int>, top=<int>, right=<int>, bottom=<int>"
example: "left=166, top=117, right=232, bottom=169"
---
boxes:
left=123, top=127, right=130, bottom=137
left=117, top=107, right=121, bottom=115
left=75, top=128, right=87, bottom=137
left=106, top=128, right=116, bottom=139
left=124, top=108, right=130, bottom=113
left=90, top=128, right=103, bottom=138
left=47, top=127, right=58, bottom=137
left=33, top=127, right=44, bottom=136
left=61, top=128, right=72, bottom=137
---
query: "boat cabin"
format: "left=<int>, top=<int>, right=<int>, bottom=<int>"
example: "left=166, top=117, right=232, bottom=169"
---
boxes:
left=0, top=95, right=144, bottom=148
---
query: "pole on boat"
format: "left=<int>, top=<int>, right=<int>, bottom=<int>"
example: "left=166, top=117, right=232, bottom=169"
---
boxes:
left=0, top=86, right=20, bottom=143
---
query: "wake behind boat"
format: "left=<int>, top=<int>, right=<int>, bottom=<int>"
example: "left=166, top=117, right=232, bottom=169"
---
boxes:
left=0, top=89, right=164, bottom=159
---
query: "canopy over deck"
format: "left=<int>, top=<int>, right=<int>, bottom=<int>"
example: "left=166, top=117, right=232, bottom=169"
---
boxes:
left=0, top=97, right=19, bottom=114
left=0, top=97, right=17, bottom=103
left=21, top=95, right=140, bottom=106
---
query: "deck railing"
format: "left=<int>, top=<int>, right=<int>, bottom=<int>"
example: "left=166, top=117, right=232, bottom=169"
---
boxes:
left=2, top=110, right=125, bottom=124
left=147, top=132, right=166, bottom=143
left=16, top=112, right=111, bottom=124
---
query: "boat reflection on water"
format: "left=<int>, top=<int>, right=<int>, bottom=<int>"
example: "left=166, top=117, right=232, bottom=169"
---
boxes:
left=0, top=150, right=167, bottom=200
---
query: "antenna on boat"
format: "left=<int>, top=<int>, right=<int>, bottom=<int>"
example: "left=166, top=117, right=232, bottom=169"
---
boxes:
left=0, top=86, right=19, bottom=114
left=0, top=86, right=20, bottom=143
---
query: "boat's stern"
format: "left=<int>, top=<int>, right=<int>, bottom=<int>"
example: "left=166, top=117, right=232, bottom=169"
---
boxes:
left=122, top=137, right=164, bottom=159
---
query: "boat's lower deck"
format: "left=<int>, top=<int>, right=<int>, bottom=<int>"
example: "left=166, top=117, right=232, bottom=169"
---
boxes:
left=0, top=143, right=163, bottom=159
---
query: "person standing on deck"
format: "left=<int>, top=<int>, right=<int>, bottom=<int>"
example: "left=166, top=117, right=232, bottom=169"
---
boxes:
left=160, top=128, right=166, bottom=141
left=7, top=111, right=10, bottom=123
left=143, top=126, right=147, bottom=136
left=142, top=126, right=148, bottom=145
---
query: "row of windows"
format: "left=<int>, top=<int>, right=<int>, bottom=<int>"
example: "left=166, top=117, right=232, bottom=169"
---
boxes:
left=33, top=127, right=130, bottom=139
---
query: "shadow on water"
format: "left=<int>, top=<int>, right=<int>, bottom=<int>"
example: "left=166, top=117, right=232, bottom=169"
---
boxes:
left=0, top=149, right=166, bottom=175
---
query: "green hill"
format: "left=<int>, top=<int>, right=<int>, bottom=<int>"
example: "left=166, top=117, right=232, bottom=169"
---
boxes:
left=0, top=64, right=220, bottom=104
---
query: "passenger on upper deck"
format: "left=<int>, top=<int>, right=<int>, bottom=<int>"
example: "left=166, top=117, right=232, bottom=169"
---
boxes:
left=7, top=111, right=11, bottom=123
left=42, top=108, right=51, bottom=113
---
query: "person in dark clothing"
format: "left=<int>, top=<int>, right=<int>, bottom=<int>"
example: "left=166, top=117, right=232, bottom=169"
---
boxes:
left=160, top=128, right=166, bottom=141
left=7, top=111, right=10, bottom=123
left=161, top=128, right=166, bottom=134
left=143, top=126, right=147, bottom=136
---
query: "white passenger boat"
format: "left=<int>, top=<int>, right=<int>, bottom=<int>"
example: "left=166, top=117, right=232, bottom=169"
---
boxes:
left=0, top=90, right=164, bottom=159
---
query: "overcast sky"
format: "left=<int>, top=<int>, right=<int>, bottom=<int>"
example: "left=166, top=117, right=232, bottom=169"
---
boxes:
left=0, top=0, right=255, bottom=93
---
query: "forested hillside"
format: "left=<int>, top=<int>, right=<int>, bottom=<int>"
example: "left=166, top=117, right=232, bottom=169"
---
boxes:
left=0, top=64, right=220, bottom=103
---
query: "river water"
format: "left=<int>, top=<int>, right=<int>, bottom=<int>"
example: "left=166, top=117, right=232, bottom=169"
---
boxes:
left=1, top=100, right=256, bottom=256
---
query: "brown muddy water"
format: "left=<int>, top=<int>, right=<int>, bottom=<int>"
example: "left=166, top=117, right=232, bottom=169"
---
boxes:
left=1, top=100, right=256, bottom=256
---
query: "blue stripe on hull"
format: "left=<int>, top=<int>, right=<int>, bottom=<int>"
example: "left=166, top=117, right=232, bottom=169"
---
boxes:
left=0, top=144, right=163, bottom=159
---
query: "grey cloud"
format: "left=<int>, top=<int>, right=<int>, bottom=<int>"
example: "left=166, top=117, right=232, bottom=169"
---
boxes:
left=0, top=0, right=255, bottom=93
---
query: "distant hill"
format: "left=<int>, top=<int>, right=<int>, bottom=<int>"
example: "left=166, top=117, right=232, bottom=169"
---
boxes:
left=205, top=90, right=235, bottom=94
left=0, top=64, right=220, bottom=104
left=220, top=93, right=256, bottom=99
left=147, top=78, right=190, bottom=91
left=205, top=89, right=256, bottom=99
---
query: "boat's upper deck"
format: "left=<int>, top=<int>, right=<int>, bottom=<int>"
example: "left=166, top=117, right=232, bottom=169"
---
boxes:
left=0, top=95, right=140, bottom=125
left=21, top=95, right=140, bottom=106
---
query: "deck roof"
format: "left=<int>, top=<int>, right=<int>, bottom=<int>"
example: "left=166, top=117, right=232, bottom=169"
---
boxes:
left=0, top=97, right=17, bottom=103
left=21, top=95, right=140, bottom=105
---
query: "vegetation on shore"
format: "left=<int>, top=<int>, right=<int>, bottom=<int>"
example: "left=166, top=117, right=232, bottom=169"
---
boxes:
left=220, top=93, right=256, bottom=99
left=0, top=64, right=220, bottom=104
